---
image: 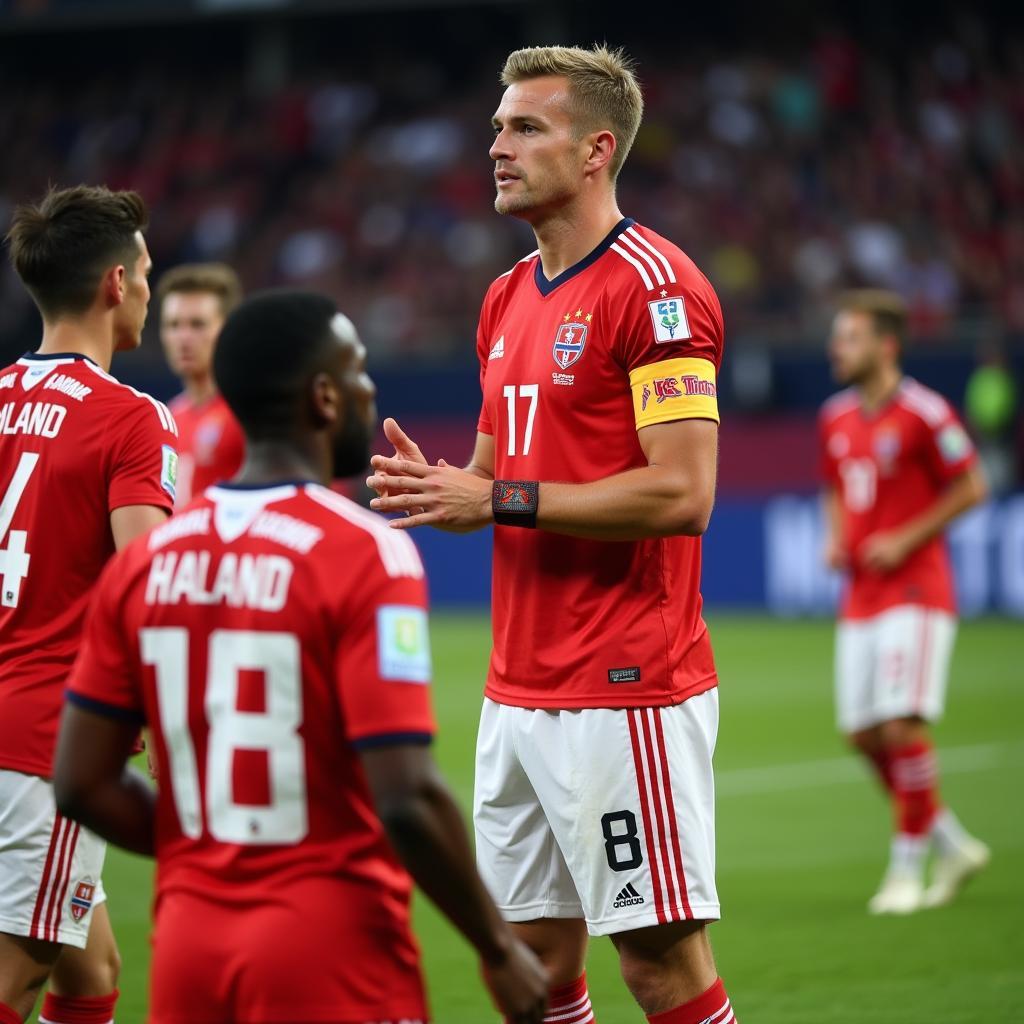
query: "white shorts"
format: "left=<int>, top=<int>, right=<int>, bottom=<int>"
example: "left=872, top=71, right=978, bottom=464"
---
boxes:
left=835, top=605, right=957, bottom=733
left=0, top=770, right=107, bottom=948
left=473, top=692, right=720, bottom=937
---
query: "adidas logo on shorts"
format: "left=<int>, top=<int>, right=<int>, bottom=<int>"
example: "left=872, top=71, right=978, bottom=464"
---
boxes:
left=613, top=883, right=645, bottom=908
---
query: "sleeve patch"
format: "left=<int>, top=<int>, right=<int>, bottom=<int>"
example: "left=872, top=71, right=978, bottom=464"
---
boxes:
left=648, top=296, right=692, bottom=343
left=629, top=358, right=720, bottom=430
left=161, top=445, right=178, bottom=500
left=937, top=422, right=973, bottom=464
left=376, top=605, right=431, bottom=684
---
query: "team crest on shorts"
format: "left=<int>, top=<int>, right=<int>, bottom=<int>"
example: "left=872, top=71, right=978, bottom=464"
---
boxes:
left=70, top=879, right=96, bottom=922
left=553, top=311, right=591, bottom=369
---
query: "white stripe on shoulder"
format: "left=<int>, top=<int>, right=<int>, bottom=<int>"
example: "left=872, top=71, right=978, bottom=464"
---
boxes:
left=626, top=227, right=677, bottom=284
left=82, top=362, right=179, bottom=436
left=897, top=379, right=949, bottom=427
left=610, top=242, right=655, bottom=290
left=497, top=249, right=540, bottom=279
left=305, top=485, right=424, bottom=580
left=619, top=233, right=666, bottom=287
left=821, top=388, right=859, bottom=419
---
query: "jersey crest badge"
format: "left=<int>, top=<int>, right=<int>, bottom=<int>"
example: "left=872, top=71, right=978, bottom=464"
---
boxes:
left=70, top=879, right=96, bottom=922
left=553, top=320, right=588, bottom=370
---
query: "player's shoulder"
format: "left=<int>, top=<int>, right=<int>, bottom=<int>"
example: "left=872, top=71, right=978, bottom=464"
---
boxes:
left=79, top=362, right=179, bottom=437
left=894, top=377, right=955, bottom=428
left=820, top=386, right=861, bottom=425
left=299, top=484, right=425, bottom=581
left=608, top=221, right=717, bottom=299
left=483, top=248, right=541, bottom=303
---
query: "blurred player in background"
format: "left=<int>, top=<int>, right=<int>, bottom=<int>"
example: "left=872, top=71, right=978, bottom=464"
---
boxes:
left=157, top=263, right=244, bottom=505
left=369, top=45, right=737, bottom=1024
left=0, top=186, right=177, bottom=1024
left=820, top=290, right=990, bottom=915
left=53, top=290, right=548, bottom=1024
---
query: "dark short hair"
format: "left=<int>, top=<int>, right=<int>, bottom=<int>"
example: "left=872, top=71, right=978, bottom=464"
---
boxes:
left=156, top=262, right=243, bottom=318
left=838, top=289, right=908, bottom=348
left=5, top=185, right=148, bottom=320
left=214, top=289, right=340, bottom=440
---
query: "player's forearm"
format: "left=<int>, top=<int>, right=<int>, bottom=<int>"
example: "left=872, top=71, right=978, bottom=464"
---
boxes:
left=534, top=463, right=714, bottom=541
left=896, top=467, right=988, bottom=554
left=377, top=778, right=514, bottom=966
left=55, top=768, right=156, bottom=857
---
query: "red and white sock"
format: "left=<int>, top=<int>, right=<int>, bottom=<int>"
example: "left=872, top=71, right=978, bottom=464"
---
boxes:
left=0, top=1001, right=22, bottom=1024
left=890, top=739, right=939, bottom=837
left=647, top=977, right=736, bottom=1024
left=932, top=805, right=973, bottom=856
left=516, top=973, right=594, bottom=1024
left=38, top=990, right=118, bottom=1024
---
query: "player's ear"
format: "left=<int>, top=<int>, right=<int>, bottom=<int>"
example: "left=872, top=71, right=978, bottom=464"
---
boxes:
left=102, top=264, right=127, bottom=308
left=309, top=371, right=340, bottom=429
left=583, top=129, right=616, bottom=179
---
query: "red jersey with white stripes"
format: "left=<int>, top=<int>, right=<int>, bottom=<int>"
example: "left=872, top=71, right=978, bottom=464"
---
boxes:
left=66, top=482, right=435, bottom=1021
left=477, top=218, right=724, bottom=709
left=0, top=352, right=177, bottom=777
left=169, top=391, right=244, bottom=506
left=819, top=377, right=977, bottom=618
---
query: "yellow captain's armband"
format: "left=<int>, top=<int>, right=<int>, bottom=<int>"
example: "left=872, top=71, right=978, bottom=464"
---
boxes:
left=629, top=358, right=720, bottom=430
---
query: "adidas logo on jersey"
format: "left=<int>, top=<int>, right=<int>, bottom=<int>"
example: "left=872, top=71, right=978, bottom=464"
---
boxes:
left=488, top=336, right=505, bottom=360
left=613, top=883, right=645, bottom=908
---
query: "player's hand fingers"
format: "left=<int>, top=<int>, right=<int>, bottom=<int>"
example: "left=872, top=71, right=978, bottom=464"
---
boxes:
left=370, top=456, right=431, bottom=478
left=367, top=475, right=428, bottom=496
left=383, top=417, right=427, bottom=464
left=385, top=510, right=435, bottom=530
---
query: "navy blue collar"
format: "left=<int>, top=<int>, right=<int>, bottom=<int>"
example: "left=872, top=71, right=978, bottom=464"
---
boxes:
left=533, top=217, right=635, bottom=297
left=20, top=351, right=98, bottom=365
left=211, top=479, right=317, bottom=491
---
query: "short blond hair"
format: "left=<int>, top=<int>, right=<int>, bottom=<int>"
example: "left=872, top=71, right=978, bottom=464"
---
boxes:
left=501, top=44, right=643, bottom=181
left=156, top=262, right=242, bottom=318
left=838, top=289, right=908, bottom=348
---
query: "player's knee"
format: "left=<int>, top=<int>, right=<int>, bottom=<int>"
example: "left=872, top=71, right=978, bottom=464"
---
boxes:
left=848, top=729, right=877, bottom=755
left=879, top=716, right=926, bottom=749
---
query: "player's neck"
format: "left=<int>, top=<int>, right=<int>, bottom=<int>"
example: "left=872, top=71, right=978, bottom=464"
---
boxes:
left=184, top=374, right=217, bottom=405
left=858, top=365, right=903, bottom=413
left=36, top=318, right=115, bottom=372
left=531, top=195, right=624, bottom=280
left=233, top=439, right=327, bottom=489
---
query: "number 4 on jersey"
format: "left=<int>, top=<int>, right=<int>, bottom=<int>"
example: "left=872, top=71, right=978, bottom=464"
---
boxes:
left=0, top=452, right=39, bottom=608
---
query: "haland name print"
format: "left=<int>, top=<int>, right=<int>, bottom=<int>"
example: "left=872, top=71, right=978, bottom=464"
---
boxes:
left=42, top=374, right=92, bottom=401
left=145, top=550, right=293, bottom=610
left=0, top=402, right=67, bottom=438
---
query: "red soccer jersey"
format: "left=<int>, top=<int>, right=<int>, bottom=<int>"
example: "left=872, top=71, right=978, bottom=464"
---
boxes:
left=169, top=391, right=244, bottom=505
left=476, top=218, right=724, bottom=709
left=66, top=482, right=435, bottom=1022
left=0, top=353, right=177, bottom=777
left=819, top=377, right=977, bottom=619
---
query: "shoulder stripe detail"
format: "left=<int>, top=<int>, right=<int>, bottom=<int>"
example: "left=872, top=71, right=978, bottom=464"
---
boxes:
left=626, top=227, right=677, bottom=285
left=898, top=380, right=949, bottom=427
left=305, top=486, right=424, bottom=580
left=497, top=249, right=540, bottom=279
left=82, top=362, right=179, bottom=436
left=610, top=243, right=655, bottom=291
left=619, top=233, right=666, bottom=287
left=821, top=388, right=860, bottom=419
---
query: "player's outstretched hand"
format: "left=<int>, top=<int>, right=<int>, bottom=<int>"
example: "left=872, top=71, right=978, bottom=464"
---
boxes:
left=368, top=417, right=429, bottom=514
left=482, top=937, right=549, bottom=1024
left=860, top=529, right=911, bottom=573
left=367, top=457, right=492, bottom=532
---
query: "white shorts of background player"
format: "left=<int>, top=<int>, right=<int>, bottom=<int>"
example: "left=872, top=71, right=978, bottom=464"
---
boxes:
left=835, top=604, right=957, bottom=733
left=474, top=689, right=720, bottom=936
left=0, top=770, right=107, bottom=948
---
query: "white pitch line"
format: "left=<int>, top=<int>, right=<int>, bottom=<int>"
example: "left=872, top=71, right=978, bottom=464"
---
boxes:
left=717, top=742, right=1011, bottom=798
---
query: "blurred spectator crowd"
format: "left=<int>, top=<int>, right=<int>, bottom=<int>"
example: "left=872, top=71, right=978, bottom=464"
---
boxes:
left=1, top=14, right=1023, bottom=363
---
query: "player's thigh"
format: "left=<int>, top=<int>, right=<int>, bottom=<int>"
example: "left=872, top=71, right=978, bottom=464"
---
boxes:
left=874, top=606, right=957, bottom=724
left=520, top=692, right=721, bottom=937
left=835, top=617, right=878, bottom=733
left=0, top=771, right=106, bottom=952
left=474, top=699, right=582, bottom=921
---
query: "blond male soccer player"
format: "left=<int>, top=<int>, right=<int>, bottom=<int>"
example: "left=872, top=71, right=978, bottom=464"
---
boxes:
left=820, top=290, right=990, bottom=915
left=0, top=186, right=177, bottom=1024
left=157, top=263, right=244, bottom=505
left=369, top=45, right=737, bottom=1024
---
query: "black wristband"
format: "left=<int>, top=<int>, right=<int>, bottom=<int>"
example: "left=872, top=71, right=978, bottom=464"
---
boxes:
left=492, top=479, right=539, bottom=528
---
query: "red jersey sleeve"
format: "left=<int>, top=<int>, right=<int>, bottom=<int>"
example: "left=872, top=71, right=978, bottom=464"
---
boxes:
left=919, top=401, right=977, bottom=484
left=108, top=399, right=178, bottom=514
left=334, top=554, right=436, bottom=749
left=65, top=549, right=145, bottom=723
left=476, top=284, right=498, bottom=436
left=819, top=409, right=840, bottom=486
left=612, top=257, right=724, bottom=431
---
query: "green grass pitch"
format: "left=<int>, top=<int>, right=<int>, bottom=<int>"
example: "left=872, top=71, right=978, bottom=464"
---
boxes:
left=62, top=615, right=1023, bottom=1023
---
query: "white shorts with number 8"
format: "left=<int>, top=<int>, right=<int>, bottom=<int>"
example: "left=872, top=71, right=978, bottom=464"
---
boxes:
left=473, top=691, right=720, bottom=936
